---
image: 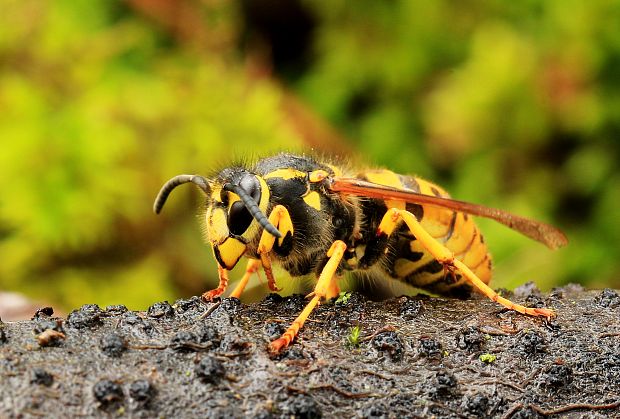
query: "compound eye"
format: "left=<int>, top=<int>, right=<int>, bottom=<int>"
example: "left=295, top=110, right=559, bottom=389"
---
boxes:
left=227, top=175, right=262, bottom=236
left=228, top=201, right=253, bottom=236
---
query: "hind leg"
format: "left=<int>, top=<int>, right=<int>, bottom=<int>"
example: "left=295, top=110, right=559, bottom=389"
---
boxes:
left=377, top=208, right=555, bottom=318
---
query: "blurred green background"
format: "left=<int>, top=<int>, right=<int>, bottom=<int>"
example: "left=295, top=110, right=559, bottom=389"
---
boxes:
left=1, top=0, right=619, bottom=316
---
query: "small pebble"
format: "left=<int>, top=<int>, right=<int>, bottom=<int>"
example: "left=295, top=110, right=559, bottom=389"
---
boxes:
left=147, top=301, right=174, bottom=318
left=372, top=331, right=404, bottom=361
left=432, top=371, right=458, bottom=399
left=173, top=296, right=202, bottom=313
left=286, top=394, right=322, bottom=419
left=32, top=307, right=54, bottom=319
left=93, top=380, right=124, bottom=407
left=596, top=289, right=620, bottom=308
left=399, top=298, right=423, bottom=320
left=513, top=282, right=541, bottom=298
left=456, top=326, right=484, bottom=351
left=263, top=293, right=283, bottom=306
left=544, top=364, right=573, bottom=388
left=33, top=319, right=63, bottom=335
left=218, top=298, right=241, bottom=314
left=169, top=331, right=200, bottom=351
left=100, top=333, right=127, bottom=357
left=197, top=324, right=221, bottom=348
left=418, top=337, right=442, bottom=358
left=519, top=330, right=547, bottom=355
left=66, top=304, right=103, bottom=329
left=462, top=393, right=489, bottom=416
left=34, top=320, right=65, bottom=347
left=129, top=379, right=156, bottom=407
left=31, top=368, right=54, bottom=387
left=105, top=305, right=128, bottom=315
left=263, top=322, right=285, bottom=340
left=512, top=407, right=544, bottom=419
left=195, top=356, right=225, bottom=384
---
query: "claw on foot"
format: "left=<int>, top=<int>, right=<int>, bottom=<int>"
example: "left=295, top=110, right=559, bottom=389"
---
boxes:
left=533, top=307, right=556, bottom=319
left=269, top=338, right=287, bottom=355
left=201, top=290, right=223, bottom=302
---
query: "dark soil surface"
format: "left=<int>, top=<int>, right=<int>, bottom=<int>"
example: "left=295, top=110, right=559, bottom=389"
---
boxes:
left=1, top=284, right=620, bottom=418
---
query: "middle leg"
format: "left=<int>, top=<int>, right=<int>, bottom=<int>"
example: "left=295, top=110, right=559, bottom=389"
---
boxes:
left=269, top=240, right=347, bottom=354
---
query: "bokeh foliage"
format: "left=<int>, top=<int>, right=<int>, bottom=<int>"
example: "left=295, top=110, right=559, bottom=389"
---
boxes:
left=0, top=0, right=618, bottom=312
left=295, top=0, right=620, bottom=291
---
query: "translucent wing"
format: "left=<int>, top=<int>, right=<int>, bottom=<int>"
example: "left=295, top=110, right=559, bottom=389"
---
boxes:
left=328, top=177, right=568, bottom=250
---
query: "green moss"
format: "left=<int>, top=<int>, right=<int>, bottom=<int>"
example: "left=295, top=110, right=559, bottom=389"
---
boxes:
left=479, top=353, right=497, bottom=364
left=347, top=325, right=362, bottom=347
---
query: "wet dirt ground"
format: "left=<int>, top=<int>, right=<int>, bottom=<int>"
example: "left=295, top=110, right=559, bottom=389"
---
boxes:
left=1, top=284, right=619, bottom=418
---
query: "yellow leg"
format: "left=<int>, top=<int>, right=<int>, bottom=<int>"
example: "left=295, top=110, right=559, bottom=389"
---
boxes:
left=229, top=259, right=261, bottom=299
left=269, top=241, right=347, bottom=354
left=379, top=208, right=555, bottom=319
left=257, top=205, right=294, bottom=253
left=256, top=205, right=294, bottom=292
left=325, top=275, right=341, bottom=300
left=202, top=265, right=229, bottom=301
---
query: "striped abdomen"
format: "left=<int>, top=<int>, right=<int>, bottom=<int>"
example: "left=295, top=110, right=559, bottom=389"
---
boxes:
left=357, top=169, right=492, bottom=297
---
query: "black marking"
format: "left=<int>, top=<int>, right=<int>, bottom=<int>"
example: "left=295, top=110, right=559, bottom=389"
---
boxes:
left=431, top=186, right=442, bottom=197
left=443, top=272, right=459, bottom=285
left=213, top=246, right=225, bottom=269
left=273, top=231, right=294, bottom=257
left=442, top=284, right=473, bottom=299
left=471, top=254, right=489, bottom=271
left=410, top=260, right=444, bottom=276
left=391, top=234, right=424, bottom=262
left=444, top=212, right=458, bottom=242
left=405, top=203, right=424, bottom=221
left=313, top=255, right=329, bottom=277
left=459, top=229, right=478, bottom=256
left=419, top=269, right=467, bottom=293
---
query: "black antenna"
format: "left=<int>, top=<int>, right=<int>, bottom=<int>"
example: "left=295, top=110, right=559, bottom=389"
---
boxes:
left=154, top=175, right=210, bottom=214
left=224, top=183, right=282, bottom=238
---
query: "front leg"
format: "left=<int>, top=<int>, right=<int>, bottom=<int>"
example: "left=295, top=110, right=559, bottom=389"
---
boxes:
left=257, top=205, right=294, bottom=292
left=202, top=205, right=293, bottom=301
left=202, top=265, right=229, bottom=301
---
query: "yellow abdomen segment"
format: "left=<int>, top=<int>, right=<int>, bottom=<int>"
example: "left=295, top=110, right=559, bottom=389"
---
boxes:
left=358, top=169, right=492, bottom=295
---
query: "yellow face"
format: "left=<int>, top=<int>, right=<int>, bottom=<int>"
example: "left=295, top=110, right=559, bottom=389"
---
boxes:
left=205, top=175, right=271, bottom=270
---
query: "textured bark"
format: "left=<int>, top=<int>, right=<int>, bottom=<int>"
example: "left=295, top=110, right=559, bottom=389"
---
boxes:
left=1, top=285, right=619, bottom=418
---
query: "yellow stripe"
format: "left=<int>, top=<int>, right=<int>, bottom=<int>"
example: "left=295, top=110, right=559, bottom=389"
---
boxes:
left=363, top=169, right=404, bottom=188
left=303, top=191, right=321, bottom=210
left=264, top=168, right=306, bottom=180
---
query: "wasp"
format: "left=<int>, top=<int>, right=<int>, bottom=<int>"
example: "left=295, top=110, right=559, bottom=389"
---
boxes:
left=154, top=153, right=567, bottom=354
